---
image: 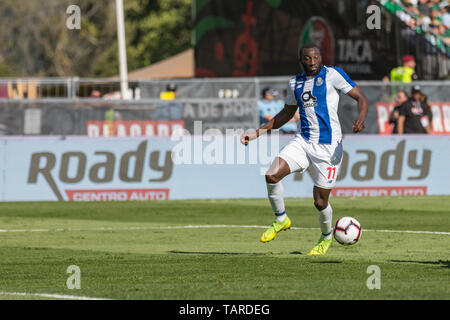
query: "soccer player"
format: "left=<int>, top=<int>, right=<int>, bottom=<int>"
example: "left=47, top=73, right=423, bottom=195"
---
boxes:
left=241, top=44, right=368, bottom=255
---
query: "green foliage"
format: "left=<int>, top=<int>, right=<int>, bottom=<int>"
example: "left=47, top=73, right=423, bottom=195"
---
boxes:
left=124, top=0, right=192, bottom=74
left=0, top=0, right=192, bottom=77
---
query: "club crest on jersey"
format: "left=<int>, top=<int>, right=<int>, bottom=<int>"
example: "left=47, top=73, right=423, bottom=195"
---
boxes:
left=316, top=77, right=324, bottom=86
left=301, top=90, right=318, bottom=108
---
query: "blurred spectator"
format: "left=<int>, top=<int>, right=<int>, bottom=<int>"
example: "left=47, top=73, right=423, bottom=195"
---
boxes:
left=397, top=85, right=433, bottom=134
left=105, top=108, right=122, bottom=121
left=390, top=55, right=419, bottom=82
left=160, top=83, right=177, bottom=100
left=406, top=16, right=418, bottom=29
left=279, top=89, right=300, bottom=134
left=259, top=87, right=280, bottom=126
left=258, top=87, right=299, bottom=134
left=404, top=0, right=419, bottom=6
left=404, top=1, right=420, bottom=16
left=440, top=23, right=450, bottom=43
left=90, top=90, right=102, bottom=98
left=443, top=5, right=450, bottom=27
left=420, top=14, right=432, bottom=32
left=431, top=19, right=441, bottom=34
left=389, top=90, right=410, bottom=134
left=430, top=5, right=444, bottom=23
left=420, top=91, right=433, bottom=123
left=418, top=0, right=431, bottom=17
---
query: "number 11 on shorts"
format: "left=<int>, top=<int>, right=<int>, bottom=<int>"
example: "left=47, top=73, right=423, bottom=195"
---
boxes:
left=326, top=167, right=336, bottom=180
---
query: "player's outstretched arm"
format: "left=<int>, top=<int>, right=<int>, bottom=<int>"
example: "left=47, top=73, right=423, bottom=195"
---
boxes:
left=346, top=86, right=368, bottom=133
left=240, top=104, right=298, bottom=145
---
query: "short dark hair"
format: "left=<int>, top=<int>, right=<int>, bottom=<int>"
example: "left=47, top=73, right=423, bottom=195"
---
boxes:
left=261, top=87, right=278, bottom=98
left=298, top=44, right=321, bottom=59
left=166, top=83, right=177, bottom=92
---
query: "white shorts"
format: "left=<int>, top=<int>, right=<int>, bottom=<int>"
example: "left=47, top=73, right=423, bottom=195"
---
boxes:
left=278, top=135, right=343, bottom=189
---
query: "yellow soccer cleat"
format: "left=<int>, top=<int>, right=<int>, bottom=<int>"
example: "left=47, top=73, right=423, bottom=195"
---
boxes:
left=308, top=237, right=332, bottom=255
left=260, top=215, right=291, bottom=243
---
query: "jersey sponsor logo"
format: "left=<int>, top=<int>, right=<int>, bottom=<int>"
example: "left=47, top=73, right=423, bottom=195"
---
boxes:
left=301, top=90, right=318, bottom=108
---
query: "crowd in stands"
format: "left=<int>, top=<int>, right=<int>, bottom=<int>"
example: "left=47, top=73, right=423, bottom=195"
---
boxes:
left=383, top=0, right=450, bottom=48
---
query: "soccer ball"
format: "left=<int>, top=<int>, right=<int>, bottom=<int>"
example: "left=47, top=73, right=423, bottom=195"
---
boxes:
left=333, top=217, right=362, bottom=245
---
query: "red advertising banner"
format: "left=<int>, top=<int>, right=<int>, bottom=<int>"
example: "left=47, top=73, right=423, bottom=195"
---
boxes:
left=331, top=186, right=427, bottom=197
left=86, top=120, right=185, bottom=137
left=65, top=188, right=170, bottom=201
left=376, top=102, right=450, bottom=135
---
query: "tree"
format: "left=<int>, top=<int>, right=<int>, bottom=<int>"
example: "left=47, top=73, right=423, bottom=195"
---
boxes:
left=95, top=0, right=192, bottom=76
left=0, top=0, right=192, bottom=77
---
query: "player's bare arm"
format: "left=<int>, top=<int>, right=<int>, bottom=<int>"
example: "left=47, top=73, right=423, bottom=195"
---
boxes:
left=346, top=86, right=368, bottom=133
left=240, top=104, right=298, bottom=145
left=290, top=111, right=300, bottom=122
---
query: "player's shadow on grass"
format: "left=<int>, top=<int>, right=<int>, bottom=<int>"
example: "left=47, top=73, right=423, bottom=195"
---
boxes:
left=289, top=251, right=341, bottom=263
left=390, top=260, right=450, bottom=269
left=168, top=250, right=266, bottom=256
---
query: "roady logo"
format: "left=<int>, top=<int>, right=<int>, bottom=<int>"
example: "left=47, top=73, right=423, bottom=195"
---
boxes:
left=27, top=141, right=173, bottom=201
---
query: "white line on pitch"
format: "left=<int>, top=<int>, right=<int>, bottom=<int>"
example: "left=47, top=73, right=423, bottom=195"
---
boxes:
left=0, top=225, right=449, bottom=235
left=0, top=291, right=112, bottom=300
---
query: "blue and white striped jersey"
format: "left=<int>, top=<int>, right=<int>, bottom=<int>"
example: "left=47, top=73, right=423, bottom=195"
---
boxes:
left=285, top=65, right=356, bottom=144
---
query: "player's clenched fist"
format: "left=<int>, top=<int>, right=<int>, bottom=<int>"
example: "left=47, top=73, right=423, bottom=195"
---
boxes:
left=240, top=130, right=258, bottom=146
left=352, top=118, right=365, bottom=133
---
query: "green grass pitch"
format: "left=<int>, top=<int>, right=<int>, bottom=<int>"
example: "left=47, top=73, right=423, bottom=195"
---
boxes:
left=0, top=196, right=448, bottom=300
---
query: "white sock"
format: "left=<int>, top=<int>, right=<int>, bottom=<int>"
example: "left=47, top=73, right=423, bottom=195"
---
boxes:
left=266, top=181, right=286, bottom=221
left=318, top=204, right=333, bottom=240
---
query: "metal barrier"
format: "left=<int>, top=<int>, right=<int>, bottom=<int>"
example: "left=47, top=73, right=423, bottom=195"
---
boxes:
left=0, top=80, right=448, bottom=136
left=0, top=78, right=140, bottom=99
left=0, top=78, right=74, bottom=99
left=0, top=78, right=449, bottom=100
